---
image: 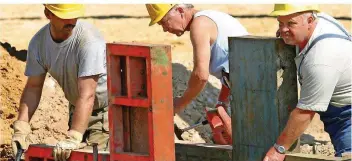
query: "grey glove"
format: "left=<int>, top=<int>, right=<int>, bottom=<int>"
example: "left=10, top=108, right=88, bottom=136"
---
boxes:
left=11, top=120, right=31, bottom=159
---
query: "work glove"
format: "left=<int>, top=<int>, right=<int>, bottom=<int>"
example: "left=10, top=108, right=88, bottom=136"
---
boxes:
left=53, top=130, right=86, bottom=161
left=11, top=120, right=31, bottom=159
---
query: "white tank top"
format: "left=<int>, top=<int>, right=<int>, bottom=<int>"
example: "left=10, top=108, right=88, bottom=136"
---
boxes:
left=194, top=10, right=249, bottom=79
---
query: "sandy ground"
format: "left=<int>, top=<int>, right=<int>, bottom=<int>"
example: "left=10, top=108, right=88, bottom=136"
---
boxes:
left=0, top=4, right=351, bottom=159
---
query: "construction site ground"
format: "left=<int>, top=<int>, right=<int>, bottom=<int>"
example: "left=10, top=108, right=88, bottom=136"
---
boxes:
left=0, top=4, right=351, bottom=160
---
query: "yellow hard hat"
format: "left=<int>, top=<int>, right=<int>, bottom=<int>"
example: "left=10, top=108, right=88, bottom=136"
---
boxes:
left=270, top=4, right=320, bottom=16
left=44, top=4, right=85, bottom=19
left=146, top=4, right=174, bottom=26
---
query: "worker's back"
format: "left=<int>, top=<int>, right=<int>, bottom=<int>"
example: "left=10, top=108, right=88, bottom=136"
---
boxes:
left=194, top=10, right=249, bottom=79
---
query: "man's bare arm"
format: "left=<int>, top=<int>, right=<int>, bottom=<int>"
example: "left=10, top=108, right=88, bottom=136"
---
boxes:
left=70, top=75, right=99, bottom=134
left=276, top=108, right=315, bottom=149
left=174, top=17, right=214, bottom=111
left=18, top=74, right=46, bottom=122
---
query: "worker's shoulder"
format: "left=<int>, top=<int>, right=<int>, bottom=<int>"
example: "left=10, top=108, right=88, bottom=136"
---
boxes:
left=191, top=15, right=212, bottom=27
left=195, top=10, right=233, bottom=19
left=74, top=20, right=106, bottom=46
left=191, top=10, right=246, bottom=34
left=191, top=10, right=225, bottom=31
left=29, top=23, right=50, bottom=49
left=312, top=34, right=351, bottom=53
left=193, top=10, right=234, bottom=24
left=306, top=36, right=351, bottom=69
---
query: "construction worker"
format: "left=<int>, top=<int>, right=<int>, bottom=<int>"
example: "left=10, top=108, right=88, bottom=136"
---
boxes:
left=264, top=4, right=351, bottom=161
left=11, top=4, right=109, bottom=161
left=145, top=4, right=248, bottom=144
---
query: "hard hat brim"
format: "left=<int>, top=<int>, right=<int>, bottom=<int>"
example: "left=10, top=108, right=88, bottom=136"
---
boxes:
left=148, top=8, right=170, bottom=26
left=149, top=15, right=163, bottom=26
left=45, top=5, right=85, bottom=19
left=270, top=9, right=320, bottom=16
left=269, top=10, right=294, bottom=16
left=149, top=19, right=158, bottom=26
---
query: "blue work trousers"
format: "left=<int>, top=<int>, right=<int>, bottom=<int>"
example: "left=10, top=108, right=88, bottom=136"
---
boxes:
left=318, top=104, right=351, bottom=157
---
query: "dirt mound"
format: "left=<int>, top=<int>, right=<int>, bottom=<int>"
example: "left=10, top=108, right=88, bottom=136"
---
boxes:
left=0, top=44, right=69, bottom=159
left=0, top=45, right=27, bottom=147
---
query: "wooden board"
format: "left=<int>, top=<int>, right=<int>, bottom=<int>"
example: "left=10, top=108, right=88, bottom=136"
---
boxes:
left=130, top=107, right=149, bottom=154
left=175, top=142, right=232, bottom=161
left=285, top=153, right=350, bottom=161
left=229, top=36, right=298, bottom=161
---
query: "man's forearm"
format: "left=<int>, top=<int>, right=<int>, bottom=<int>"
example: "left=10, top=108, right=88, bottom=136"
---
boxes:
left=18, top=85, right=43, bottom=122
left=178, top=71, right=208, bottom=110
left=276, top=108, right=315, bottom=149
left=70, top=96, right=94, bottom=134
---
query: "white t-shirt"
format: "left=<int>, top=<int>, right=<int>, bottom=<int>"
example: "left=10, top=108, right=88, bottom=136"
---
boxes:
left=296, top=13, right=351, bottom=112
left=25, top=20, right=108, bottom=110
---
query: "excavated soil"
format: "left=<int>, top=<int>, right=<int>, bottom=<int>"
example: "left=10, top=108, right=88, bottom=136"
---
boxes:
left=1, top=4, right=351, bottom=160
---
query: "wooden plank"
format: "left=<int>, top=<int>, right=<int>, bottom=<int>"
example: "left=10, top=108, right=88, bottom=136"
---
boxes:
left=285, top=153, right=346, bottom=161
left=128, top=55, right=149, bottom=154
left=129, top=56, right=147, bottom=98
left=274, top=38, right=298, bottom=132
left=123, top=107, right=131, bottom=152
left=25, top=144, right=110, bottom=161
left=111, top=97, right=149, bottom=107
left=107, top=43, right=151, bottom=58
left=149, top=45, right=175, bottom=161
left=109, top=105, right=124, bottom=153
left=111, top=153, right=149, bottom=161
left=126, top=56, right=132, bottom=98
left=175, top=142, right=232, bottom=161
left=130, top=107, right=149, bottom=154
left=229, top=36, right=298, bottom=161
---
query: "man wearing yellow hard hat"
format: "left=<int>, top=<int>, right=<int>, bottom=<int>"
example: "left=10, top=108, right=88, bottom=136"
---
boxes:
left=145, top=4, right=249, bottom=144
left=11, top=4, right=109, bottom=161
left=264, top=4, right=351, bottom=161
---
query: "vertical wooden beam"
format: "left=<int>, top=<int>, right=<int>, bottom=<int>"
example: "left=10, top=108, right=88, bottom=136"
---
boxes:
left=229, top=36, right=298, bottom=161
left=149, top=45, right=175, bottom=161
left=126, top=56, right=132, bottom=98
left=123, top=107, right=131, bottom=151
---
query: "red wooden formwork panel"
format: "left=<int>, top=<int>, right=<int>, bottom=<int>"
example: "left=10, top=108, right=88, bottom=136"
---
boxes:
left=25, top=144, right=110, bottom=161
left=107, top=43, right=175, bottom=161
